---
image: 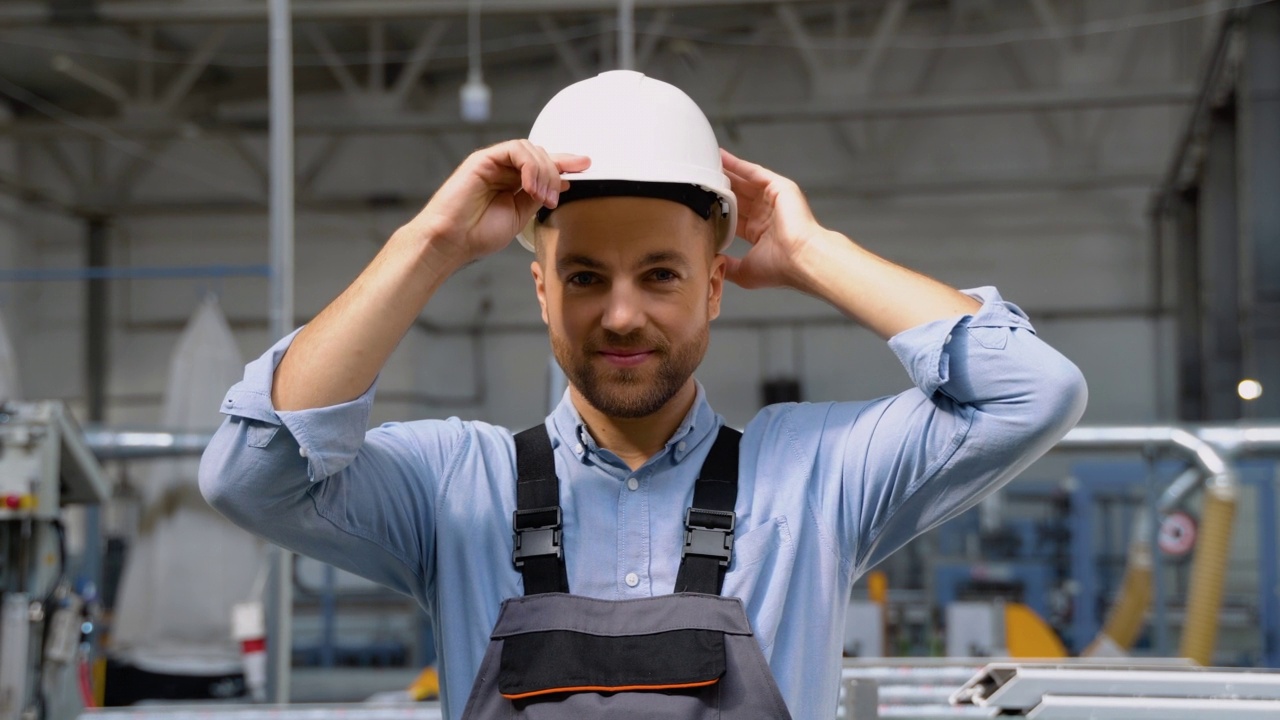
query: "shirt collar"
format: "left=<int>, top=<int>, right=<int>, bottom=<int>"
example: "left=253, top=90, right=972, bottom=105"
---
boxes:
left=548, top=381, right=718, bottom=467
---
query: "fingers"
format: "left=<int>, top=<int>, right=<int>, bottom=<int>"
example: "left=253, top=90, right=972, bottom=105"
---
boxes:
left=512, top=188, right=543, bottom=221
left=485, top=140, right=589, bottom=209
left=723, top=167, right=762, bottom=204
left=524, top=143, right=560, bottom=208
left=720, top=148, right=782, bottom=188
left=735, top=211, right=754, bottom=245
left=551, top=153, right=591, bottom=195
left=553, top=153, right=592, bottom=176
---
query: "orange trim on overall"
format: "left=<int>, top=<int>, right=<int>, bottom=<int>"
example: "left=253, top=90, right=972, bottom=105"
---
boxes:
left=501, top=677, right=720, bottom=701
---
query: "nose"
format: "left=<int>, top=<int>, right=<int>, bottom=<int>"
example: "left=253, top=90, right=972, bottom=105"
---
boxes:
left=600, top=282, right=645, bottom=336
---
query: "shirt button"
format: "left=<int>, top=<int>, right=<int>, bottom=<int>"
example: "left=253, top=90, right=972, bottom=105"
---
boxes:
left=299, top=447, right=308, bottom=458
left=676, top=442, right=686, bottom=452
left=627, top=477, right=639, bottom=491
left=225, top=398, right=234, bottom=405
left=625, top=573, right=639, bottom=588
left=945, top=333, right=953, bottom=344
left=574, top=443, right=584, bottom=454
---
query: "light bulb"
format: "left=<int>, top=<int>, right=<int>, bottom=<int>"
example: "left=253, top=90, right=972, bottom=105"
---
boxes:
left=1238, top=379, right=1263, bottom=401
left=460, top=76, right=491, bottom=123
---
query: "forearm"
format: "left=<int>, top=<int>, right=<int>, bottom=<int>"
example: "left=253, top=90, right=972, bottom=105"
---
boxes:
left=792, top=230, right=980, bottom=340
left=273, top=227, right=466, bottom=411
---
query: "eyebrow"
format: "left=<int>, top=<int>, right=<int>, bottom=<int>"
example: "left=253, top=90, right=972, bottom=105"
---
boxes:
left=557, top=254, right=606, bottom=273
left=636, top=251, right=691, bottom=270
left=556, top=250, right=692, bottom=274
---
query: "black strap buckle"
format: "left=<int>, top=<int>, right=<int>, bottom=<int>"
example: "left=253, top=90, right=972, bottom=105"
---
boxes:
left=512, top=507, right=563, bottom=569
left=682, top=508, right=735, bottom=568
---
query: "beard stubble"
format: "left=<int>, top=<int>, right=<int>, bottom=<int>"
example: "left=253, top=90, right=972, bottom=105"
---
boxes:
left=550, top=323, right=709, bottom=419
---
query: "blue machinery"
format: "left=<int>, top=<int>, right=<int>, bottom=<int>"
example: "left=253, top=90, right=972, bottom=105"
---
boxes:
left=1068, top=458, right=1279, bottom=665
left=924, top=426, right=1280, bottom=666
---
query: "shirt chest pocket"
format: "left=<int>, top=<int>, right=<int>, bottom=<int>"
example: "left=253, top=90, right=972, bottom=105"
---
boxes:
left=722, top=516, right=795, bottom=655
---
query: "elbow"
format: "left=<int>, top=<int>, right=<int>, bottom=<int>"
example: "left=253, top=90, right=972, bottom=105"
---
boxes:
left=198, top=420, right=255, bottom=522
left=198, top=441, right=234, bottom=516
left=1032, top=355, right=1089, bottom=443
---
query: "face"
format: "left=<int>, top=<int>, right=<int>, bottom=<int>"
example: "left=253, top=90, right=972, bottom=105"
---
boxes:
left=532, top=197, right=725, bottom=419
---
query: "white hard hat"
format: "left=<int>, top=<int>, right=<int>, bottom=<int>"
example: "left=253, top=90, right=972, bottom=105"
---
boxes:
left=517, top=70, right=737, bottom=252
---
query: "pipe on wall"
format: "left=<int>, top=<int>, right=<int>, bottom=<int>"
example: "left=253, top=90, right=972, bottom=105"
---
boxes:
left=1059, top=426, right=1238, bottom=665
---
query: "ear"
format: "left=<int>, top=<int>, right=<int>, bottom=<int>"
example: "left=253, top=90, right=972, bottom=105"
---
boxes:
left=531, top=260, right=550, bottom=325
left=708, top=254, right=726, bottom=321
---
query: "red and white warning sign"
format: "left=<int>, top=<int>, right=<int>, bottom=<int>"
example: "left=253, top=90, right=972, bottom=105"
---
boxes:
left=1158, top=511, right=1197, bottom=558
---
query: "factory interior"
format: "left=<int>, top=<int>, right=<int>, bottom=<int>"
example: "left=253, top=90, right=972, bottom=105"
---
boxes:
left=1, top=0, right=1279, bottom=718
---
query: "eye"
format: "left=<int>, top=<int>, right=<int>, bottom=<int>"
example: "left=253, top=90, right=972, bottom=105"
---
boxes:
left=566, top=272, right=597, bottom=287
left=650, top=269, right=678, bottom=283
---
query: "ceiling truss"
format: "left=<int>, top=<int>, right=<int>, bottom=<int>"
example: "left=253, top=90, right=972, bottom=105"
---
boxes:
left=0, top=0, right=1215, bottom=217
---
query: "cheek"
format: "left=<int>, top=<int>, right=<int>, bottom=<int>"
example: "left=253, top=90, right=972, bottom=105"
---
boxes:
left=650, top=289, right=709, bottom=331
left=549, top=294, right=595, bottom=339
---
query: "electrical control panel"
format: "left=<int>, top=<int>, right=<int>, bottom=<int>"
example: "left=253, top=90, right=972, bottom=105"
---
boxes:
left=0, top=402, right=108, bottom=521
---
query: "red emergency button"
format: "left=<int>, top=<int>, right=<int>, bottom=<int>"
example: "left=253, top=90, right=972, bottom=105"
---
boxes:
left=4, top=495, right=21, bottom=509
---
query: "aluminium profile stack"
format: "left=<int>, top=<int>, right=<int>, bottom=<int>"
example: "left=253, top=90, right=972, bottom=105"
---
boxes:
left=951, top=663, right=1280, bottom=718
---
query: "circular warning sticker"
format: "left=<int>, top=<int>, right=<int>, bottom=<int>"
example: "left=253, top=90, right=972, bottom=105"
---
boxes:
left=1159, top=511, right=1197, bottom=558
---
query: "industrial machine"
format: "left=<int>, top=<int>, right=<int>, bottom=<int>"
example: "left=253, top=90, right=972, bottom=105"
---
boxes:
left=0, top=401, right=109, bottom=720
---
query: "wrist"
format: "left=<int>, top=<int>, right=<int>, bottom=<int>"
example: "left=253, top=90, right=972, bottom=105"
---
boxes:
left=789, top=228, right=851, bottom=295
left=390, top=223, right=472, bottom=279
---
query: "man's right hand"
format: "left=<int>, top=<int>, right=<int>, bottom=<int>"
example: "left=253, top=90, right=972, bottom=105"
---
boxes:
left=271, top=141, right=587, bottom=412
left=410, top=140, right=591, bottom=263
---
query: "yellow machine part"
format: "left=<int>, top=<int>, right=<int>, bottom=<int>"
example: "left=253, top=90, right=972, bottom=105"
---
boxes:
left=1179, top=484, right=1237, bottom=665
left=868, top=571, right=888, bottom=605
left=408, top=665, right=440, bottom=701
left=94, top=657, right=106, bottom=707
left=1005, top=602, right=1067, bottom=659
left=1084, top=542, right=1154, bottom=655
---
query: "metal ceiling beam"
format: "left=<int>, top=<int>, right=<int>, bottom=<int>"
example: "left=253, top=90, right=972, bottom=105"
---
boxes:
left=158, top=26, right=229, bottom=111
left=390, top=19, right=450, bottom=104
left=0, top=85, right=1192, bottom=140
left=0, top=0, right=823, bottom=25
left=303, top=24, right=363, bottom=98
left=51, top=54, right=132, bottom=105
left=634, top=9, right=672, bottom=71
left=775, top=3, right=823, bottom=81
left=31, top=169, right=1152, bottom=218
left=537, top=14, right=592, bottom=79
left=317, top=84, right=1197, bottom=129
left=859, top=0, right=910, bottom=85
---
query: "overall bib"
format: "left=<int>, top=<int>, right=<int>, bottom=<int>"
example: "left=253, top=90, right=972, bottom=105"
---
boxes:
left=459, top=425, right=794, bottom=719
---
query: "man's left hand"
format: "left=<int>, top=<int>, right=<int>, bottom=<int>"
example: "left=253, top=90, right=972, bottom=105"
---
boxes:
left=720, top=148, right=981, bottom=338
left=720, top=148, right=831, bottom=293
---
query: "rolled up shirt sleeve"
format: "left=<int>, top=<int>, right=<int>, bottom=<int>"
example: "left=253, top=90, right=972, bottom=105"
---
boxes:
left=199, top=329, right=460, bottom=604
left=216, top=328, right=376, bottom=481
left=823, top=286, right=1088, bottom=576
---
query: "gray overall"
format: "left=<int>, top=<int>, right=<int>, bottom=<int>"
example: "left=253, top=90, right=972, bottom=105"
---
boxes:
left=459, top=425, right=794, bottom=719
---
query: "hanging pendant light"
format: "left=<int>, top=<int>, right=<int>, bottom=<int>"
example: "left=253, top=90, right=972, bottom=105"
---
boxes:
left=460, top=0, right=490, bottom=123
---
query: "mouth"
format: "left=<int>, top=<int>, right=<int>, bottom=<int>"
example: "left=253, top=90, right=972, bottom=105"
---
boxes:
left=597, top=349, right=656, bottom=368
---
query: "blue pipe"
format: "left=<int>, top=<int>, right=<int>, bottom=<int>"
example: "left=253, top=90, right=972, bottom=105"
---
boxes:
left=0, top=264, right=271, bottom=282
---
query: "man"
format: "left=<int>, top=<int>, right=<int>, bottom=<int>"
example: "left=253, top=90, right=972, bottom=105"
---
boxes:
left=201, top=71, right=1087, bottom=719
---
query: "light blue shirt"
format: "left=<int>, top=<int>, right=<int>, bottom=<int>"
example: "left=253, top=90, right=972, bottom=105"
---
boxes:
left=199, top=286, right=1086, bottom=720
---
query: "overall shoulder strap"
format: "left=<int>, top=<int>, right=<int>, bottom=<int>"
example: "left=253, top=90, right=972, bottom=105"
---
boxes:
left=512, top=424, right=569, bottom=595
left=674, top=425, right=742, bottom=595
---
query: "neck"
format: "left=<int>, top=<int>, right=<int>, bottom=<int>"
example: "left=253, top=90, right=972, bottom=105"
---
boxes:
left=570, top=381, right=698, bottom=471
